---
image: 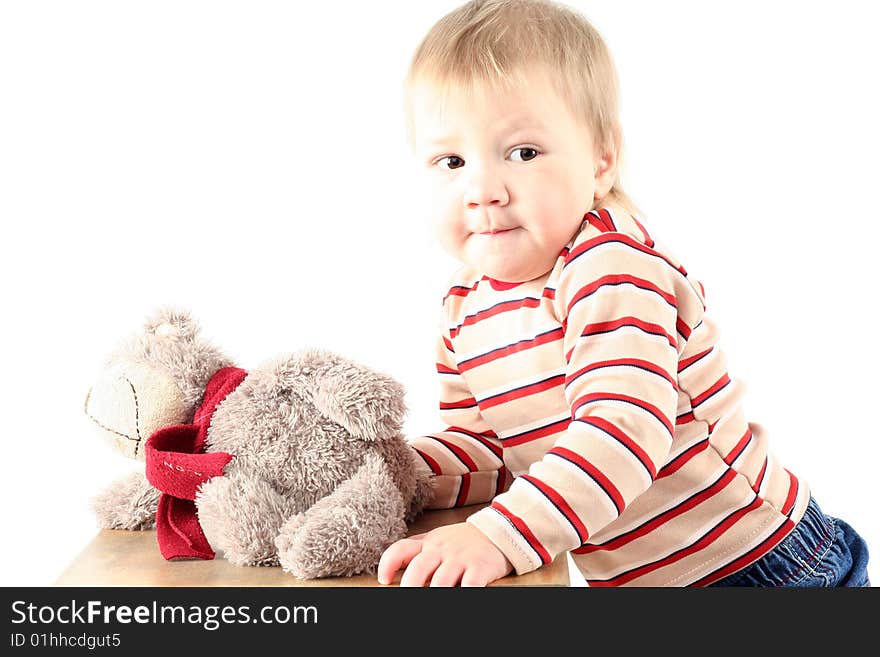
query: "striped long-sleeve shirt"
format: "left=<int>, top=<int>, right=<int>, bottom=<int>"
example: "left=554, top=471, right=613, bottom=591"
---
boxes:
left=409, top=206, right=809, bottom=586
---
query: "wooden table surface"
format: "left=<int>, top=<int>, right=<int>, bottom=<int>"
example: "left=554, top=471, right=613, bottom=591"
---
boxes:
left=55, top=505, right=569, bottom=587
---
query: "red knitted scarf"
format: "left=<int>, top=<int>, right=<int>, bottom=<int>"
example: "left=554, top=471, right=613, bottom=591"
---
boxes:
left=144, top=366, right=246, bottom=560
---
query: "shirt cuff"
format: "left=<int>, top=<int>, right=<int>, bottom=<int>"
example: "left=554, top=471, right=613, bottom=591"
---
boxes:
left=467, top=505, right=543, bottom=576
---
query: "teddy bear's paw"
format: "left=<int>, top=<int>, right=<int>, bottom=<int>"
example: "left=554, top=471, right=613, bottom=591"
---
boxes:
left=274, top=452, right=409, bottom=579
left=92, top=472, right=160, bottom=531
left=196, top=473, right=292, bottom=567
left=275, top=506, right=398, bottom=579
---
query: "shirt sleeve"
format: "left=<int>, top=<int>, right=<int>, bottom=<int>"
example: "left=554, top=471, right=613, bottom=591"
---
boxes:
left=408, top=327, right=511, bottom=509
left=467, top=230, right=703, bottom=574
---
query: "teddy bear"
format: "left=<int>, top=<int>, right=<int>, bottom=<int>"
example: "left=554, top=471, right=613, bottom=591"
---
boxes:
left=84, top=307, right=434, bottom=579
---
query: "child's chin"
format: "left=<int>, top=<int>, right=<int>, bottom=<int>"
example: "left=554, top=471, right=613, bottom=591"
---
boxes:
left=468, top=251, right=517, bottom=278
left=481, top=263, right=527, bottom=283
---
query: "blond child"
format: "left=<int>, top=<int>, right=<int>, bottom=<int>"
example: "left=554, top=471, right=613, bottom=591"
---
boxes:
left=376, top=0, right=869, bottom=587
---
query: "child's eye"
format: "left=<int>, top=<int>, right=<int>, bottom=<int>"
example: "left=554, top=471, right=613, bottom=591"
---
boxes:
left=436, top=155, right=465, bottom=170
left=510, top=147, right=539, bottom=162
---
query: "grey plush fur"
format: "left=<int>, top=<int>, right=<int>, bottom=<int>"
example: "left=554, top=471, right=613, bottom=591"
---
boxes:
left=92, top=470, right=161, bottom=531
left=90, top=308, right=434, bottom=578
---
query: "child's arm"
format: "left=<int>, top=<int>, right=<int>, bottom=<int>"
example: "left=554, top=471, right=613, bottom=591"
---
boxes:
left=407, top=330, right=509, bottom=508
left=377, top=320, right=514, bottom=586
left=465, top=229, right=705, bottom=577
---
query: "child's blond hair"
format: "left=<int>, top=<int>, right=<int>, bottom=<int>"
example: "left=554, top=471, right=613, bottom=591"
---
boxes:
left=404, top=0, right=639, bottom=216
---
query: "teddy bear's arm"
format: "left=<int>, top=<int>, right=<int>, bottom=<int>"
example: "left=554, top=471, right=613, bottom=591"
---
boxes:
left=274, top=452, right=408, bottom=579
left=92, top=471, right=160, bottom=530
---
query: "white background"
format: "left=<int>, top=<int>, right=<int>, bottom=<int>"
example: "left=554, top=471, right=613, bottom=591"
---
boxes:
left=1, top=0, right=877, bottom=587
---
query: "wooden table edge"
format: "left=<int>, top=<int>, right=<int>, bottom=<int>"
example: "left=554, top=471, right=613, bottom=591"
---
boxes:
left=55, top=506, right=570, bottom=587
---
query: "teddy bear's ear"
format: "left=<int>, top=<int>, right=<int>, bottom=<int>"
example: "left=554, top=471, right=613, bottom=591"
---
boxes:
left=306, top=351, right=407, bottom=442
left=143, top=307, right=200, bottom=342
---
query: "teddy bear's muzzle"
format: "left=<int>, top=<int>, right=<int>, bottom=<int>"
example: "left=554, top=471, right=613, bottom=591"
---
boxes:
left=84, top=362, right=190, bottom=461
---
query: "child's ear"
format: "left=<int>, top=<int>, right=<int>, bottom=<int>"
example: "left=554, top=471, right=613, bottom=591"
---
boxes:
left=593, top=125, right=621, bottom=200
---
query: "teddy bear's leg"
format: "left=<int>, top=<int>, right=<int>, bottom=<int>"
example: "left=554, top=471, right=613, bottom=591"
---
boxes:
left=92, top=471, right=160, bottom=530
left=195, top=471, right=294, bottom=567
left=275, top=452, right=407, bottom=579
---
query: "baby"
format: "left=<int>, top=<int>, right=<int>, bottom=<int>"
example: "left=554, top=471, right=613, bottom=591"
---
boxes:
left=377, top=0, right=870, bottom=587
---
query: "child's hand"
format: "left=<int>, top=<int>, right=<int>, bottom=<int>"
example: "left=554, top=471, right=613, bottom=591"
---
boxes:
left=377, top=521, right=513, bottom=587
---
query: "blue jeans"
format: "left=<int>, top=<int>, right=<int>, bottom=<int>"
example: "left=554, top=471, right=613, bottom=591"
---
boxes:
left=710, top=497, right=870, bottom=587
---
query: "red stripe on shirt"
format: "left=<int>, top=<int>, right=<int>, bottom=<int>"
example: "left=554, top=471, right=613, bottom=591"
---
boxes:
left=631, top=215, right=655, bottom=248
left=572, top=391, right=674, bottom=437
left=565, top=232, right=679, bottom=273
left=676, top=317, right=692, bottom=340
left=598, top=208, right=617, bottom=231
left=549, top=445, right=626, bottom=514
left=691, top=373, right=731, bottom=407
left=574, top=469, right=738, bottom=555
left=442, top=281, right=479, bottom=304
left=436, top=363, right=458, bottom=375
left=520, top=474, right=590, bottom=544
left=447, top=425, right=498, bottom=439
left=431, top=436, right=479, bottom=472
left=445, top=426, right=503, bottom=459
left=657, top=438, right=710, bottom=479
left=679, top=347, right=713, bottom=372
left=451, top=290, right=557, bottom=336
left=781, top=470, right=798, bottom=515
left=586, top=210, right=614, bottom=233
left=566, top=274, right=678, bottom=316
left=482, top=275, right=523, bottom=292
left=479, top=374, right=565, bottom=410
left=567, top=357, right=676, bottom=388
left=579, top=316, right=677, bottom=349
left=503, top=417, right=570, bottom=447
left=586, top=496, right=764, bottom=586
left=490, top=501, right=552, bottom=565
left=676, top=411, right=695, bottom=425
left=573, top=416, right=658, bottom=479
left=690, top=517, right=795, bottom=587
left=413, top=448, right=441, bottom=475
left=458, top=327, right=564, bottom=373
left=724, top=427, right=753, bottom=465
left=753, top=457, right=768, bottom=493
left=439, top=396, right=478, bottom=410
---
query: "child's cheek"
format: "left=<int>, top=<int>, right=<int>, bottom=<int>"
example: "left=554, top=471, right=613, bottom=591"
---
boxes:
left=428, top=184, right=458, bottom=228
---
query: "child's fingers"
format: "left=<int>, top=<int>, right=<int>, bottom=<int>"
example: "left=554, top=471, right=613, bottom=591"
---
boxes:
left=377, top=538, right=423, bottom=585
left=429, top=560, right=465, bottom=587
left=399, top=550, right=442, bottom=587
left=460, top=566, right=493, bottom=588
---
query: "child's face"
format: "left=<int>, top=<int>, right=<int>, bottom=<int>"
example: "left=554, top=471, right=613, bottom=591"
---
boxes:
left=410, top=68, right=611, bottom=282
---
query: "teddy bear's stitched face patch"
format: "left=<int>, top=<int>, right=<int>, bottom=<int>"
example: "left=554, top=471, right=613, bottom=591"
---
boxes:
left=85, top=361, right=190, bottom=460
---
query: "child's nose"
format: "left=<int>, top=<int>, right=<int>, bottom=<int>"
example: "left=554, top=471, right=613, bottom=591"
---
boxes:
left=463, top=169, right=510, bottom=209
